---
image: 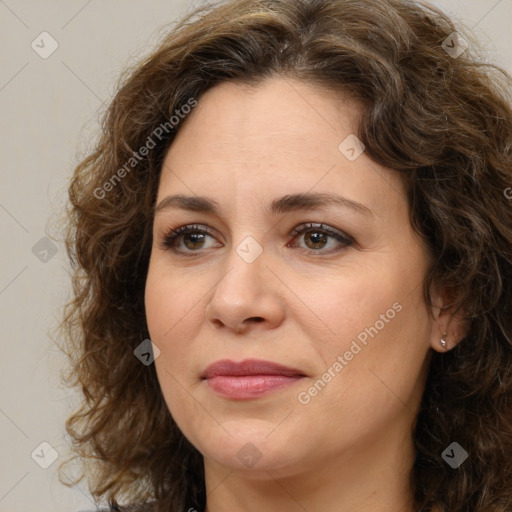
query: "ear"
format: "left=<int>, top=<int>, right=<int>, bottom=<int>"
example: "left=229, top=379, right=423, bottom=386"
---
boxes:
left=429, top=283, right=471, bottom=353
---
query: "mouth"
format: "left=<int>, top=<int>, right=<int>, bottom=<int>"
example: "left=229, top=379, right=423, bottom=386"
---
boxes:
left=201, top=359, right=306, bottom=400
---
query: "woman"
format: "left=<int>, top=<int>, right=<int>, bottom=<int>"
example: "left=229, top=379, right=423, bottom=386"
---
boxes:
left=58, top=0, right=512, bottom=511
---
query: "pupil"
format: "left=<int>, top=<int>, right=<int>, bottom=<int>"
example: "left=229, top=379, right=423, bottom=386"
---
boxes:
left=185, top=232, right=204, bottom=249
left=306, top=231, right=326, bottom=249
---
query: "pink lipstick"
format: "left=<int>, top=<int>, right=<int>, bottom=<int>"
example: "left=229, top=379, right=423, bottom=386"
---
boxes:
left=201, top=359, right=305, bottom=399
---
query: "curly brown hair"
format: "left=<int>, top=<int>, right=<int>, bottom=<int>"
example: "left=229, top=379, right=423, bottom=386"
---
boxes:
left=57, top=0, right=512, bottom=511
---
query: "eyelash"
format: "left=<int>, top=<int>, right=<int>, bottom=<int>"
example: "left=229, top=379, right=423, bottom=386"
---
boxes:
left=160, top=222, right=354, bottom=255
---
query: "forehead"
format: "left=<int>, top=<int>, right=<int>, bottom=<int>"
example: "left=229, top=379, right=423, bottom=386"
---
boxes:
left=157, top=77, right=405, bottom=217
left=167, top=78, right=361, bottom=161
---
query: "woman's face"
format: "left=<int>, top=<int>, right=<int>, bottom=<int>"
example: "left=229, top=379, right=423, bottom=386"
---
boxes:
left=145, top=77, right=439, bottom=478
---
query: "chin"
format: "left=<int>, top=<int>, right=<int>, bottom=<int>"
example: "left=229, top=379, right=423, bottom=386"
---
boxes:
left=190, top=418, right=309, bottom=475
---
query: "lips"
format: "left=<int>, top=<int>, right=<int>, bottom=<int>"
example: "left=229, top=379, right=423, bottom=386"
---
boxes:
left=201, top=359, right=306, bottom=399
left=201, top=359, right=305, bottom=379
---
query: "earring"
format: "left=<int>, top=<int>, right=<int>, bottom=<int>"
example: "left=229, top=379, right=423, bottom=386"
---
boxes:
left=440, top=332, right=447, bottom=349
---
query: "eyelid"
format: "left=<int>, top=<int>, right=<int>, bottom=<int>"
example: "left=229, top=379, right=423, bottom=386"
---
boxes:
left=159, top=223, right=218, bottom=251
left=288, top=222, right=354, bottom=253
left=290, top=222, right=352, bottom=243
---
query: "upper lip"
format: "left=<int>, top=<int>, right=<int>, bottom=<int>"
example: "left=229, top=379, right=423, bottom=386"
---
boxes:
left=201, top=359, right=306, bottom=379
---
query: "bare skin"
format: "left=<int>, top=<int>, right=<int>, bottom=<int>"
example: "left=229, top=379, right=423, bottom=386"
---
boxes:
left=144, top=76, right=467, bottom=512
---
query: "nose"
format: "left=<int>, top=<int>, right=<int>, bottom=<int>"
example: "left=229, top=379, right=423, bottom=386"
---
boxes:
left=205, top=241, right=285, bottom=335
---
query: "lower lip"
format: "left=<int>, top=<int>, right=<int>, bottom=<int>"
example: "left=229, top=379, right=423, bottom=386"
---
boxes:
left=205, top=375, right=304, bottom=399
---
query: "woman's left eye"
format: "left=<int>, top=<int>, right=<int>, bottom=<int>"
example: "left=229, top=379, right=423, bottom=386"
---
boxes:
left=288, top=223, right=353, bottom=253
left=160, top=222, right=353, bottom=255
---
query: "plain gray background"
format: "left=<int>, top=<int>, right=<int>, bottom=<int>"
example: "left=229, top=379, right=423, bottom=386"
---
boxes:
left=1, top=1, right=511, bottom=511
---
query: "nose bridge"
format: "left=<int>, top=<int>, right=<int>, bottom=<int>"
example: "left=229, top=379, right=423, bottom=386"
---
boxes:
left=217, top=232, right=266, bottom=301
left=206, top=231, right=284, bottom=331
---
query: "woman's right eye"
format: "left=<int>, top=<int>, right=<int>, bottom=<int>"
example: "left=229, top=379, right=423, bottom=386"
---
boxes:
left=160, top=224, right=220, bottom=254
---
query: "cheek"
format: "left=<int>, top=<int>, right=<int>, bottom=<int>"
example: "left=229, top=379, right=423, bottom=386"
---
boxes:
left=144, top=267, right=207, bottom=436
left=145, top=273, right=170, bottom=344
left=301, top=267, right=398, bottom=355
left=305, top=259, right=431, bottom=397
left=144, top=262, right=206, bottom=369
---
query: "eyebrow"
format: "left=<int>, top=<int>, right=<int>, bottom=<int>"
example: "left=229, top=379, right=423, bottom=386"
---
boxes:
left=155, top=192, right=373, bottom=217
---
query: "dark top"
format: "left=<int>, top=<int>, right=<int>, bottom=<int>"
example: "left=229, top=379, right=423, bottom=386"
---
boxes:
left=82, top=503, right=155, bottom=512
